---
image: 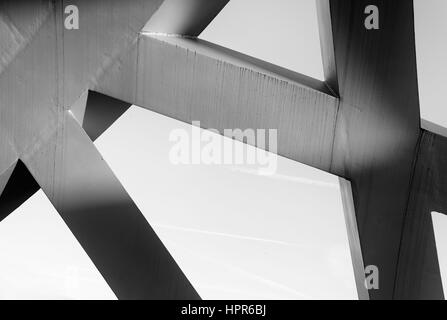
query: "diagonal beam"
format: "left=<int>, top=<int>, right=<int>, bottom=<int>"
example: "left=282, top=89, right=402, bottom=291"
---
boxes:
left=142, top=0, right=230, bottom=36
left=96, top=34, right=340, bottom=173
left=21, top=111, right=199, bottom=300
left=0, top=91, right=132, bottom=224
left=317, top=0, right=421, bottom=299
left=0, top=162, right=16, bottom=198
left=61, top=0, right=164, bottom=108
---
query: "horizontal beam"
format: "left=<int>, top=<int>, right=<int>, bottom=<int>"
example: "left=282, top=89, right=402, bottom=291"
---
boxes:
left=96, top=34, right=340, bottom=173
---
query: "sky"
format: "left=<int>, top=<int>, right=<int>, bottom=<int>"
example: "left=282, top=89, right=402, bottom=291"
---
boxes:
left=1, top=0, right=447, bottom=299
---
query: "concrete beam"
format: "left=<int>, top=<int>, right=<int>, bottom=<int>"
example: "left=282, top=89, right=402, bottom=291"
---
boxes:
left=0, top=91, right=133, bottom=229
left=21, top=111, right=200, bottom=300
left=317, top=0, right=421, bottom=299
left=339, top=177, right=369, bottom=300
left=97, top=34, right=340, bottom=173
left=0, top=0, right=52, bottom=76
left=61, top=0, right=163, bottom=109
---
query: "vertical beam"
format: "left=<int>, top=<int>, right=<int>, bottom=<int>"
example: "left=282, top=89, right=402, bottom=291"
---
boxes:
left=395, top=130, right=446, bottom=299
left=22, top=111, right=199, bottom=300
left=317, top=0, right=421, bottom=299
left=0, top=160, right=40, bottom=222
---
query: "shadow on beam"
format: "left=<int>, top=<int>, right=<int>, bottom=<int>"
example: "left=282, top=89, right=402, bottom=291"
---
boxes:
left=0, top=91, right=132, bottom=223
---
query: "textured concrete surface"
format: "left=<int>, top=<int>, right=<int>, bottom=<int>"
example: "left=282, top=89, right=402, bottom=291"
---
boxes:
left=143, top=0, right=229, bottom=36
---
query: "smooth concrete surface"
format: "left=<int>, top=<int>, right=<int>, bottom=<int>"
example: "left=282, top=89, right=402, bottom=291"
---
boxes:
left=317, top=0, right=421, bottom=299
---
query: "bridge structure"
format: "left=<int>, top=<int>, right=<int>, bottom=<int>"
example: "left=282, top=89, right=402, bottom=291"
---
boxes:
left=0, top=0, right=445, bottom=299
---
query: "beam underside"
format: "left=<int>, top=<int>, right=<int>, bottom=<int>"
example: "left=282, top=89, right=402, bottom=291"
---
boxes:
left=0, top=161, right=40, bottom=223
left=395, top=131, right=447, bottom=299
left=142, top=0, right=230, bottom=36
left=21, top=111, right=199, bottom=300
left=317, top=0, right=421, bottom=300
left=1, top=0, right=444, bottom=301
